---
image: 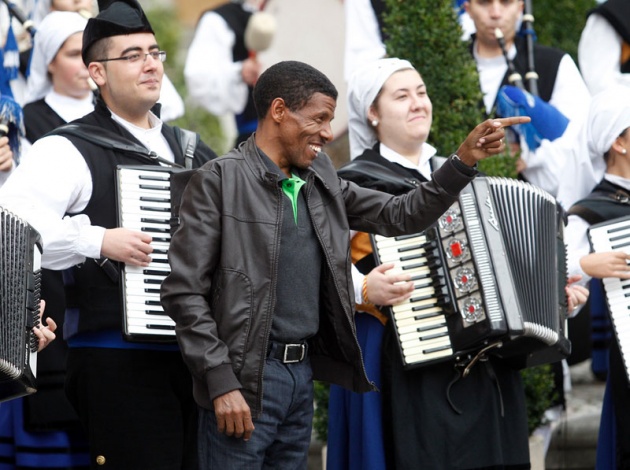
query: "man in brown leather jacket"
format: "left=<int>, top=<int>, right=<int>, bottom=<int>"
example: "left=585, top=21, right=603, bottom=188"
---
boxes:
left=160, top=60, right=526, bottom=469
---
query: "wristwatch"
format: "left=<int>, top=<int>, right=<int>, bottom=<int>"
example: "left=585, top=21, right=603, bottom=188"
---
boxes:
left=450, top=154, right=478, bottom=176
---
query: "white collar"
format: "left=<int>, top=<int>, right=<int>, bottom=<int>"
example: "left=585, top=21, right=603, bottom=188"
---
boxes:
left=605, top=173, right=630, bottom=192
left=44, top=91, right=94, bottom=123
left=379, top=142, right=436, bottom=181
left=110, top=109, right=163, bottom=136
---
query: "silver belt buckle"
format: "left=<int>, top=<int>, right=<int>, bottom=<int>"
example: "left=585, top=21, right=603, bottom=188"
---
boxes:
left=283, top=344, right=305, bottom=363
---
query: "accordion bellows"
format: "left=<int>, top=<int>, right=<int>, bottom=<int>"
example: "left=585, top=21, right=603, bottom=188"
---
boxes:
left=0, top=207, right=42, bottom=403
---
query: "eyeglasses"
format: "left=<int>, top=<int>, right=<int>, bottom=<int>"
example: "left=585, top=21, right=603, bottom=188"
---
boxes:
left=94, top=51, right=166, bottom=64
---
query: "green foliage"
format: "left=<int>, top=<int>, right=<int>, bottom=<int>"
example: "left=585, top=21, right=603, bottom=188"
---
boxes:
left=520, top=364, right=557, bottom=434
left=533, top=0, right=598, bottom=65
left=384, top=0, right=484, bottom=157
left=313, top=381, right=330, bottom=443
left=145, top=6, right=227, bottom=155
left=477, top=145, right=519, bottom=178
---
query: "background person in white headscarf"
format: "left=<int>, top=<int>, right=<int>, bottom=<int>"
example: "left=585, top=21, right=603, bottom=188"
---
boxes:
left=564, top=86, right=630, bottom=470
left=329, top=57, right=549, bottom=470
left=23, top=11, right=92, bottom=144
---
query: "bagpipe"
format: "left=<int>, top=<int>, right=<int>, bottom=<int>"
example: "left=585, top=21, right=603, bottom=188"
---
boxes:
left=494, top=0, right=568, bottom=152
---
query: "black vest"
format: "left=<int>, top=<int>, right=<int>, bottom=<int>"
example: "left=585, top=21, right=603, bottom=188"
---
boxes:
left=337, top=145, right=433, bottom=275
left=59, top=99, right=215, bottom=335
left=568, top=178, right=630, bottom=225
left=210, top=3, right=258, bottom=134
left=23, top=99, right=66, bottom=143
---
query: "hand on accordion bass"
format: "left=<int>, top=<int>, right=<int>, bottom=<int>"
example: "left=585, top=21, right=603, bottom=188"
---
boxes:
left=101, top=227, right=153, bottom=267
left=365, top=262, right=414, bottom=306
left=33, top=300, right=58, bottom=352
left=565, top=275, right=589, bottom=316
left=454, top=116, right=531, bottom=167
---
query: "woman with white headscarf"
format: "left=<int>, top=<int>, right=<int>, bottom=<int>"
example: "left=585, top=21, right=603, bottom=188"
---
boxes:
left=0, top=11, right=91, bottom=470
left=565, top=86, right=630, bottom=470
left=327, top=58, right=532, bottom=470
left=22, top=10, right=92, bottom=144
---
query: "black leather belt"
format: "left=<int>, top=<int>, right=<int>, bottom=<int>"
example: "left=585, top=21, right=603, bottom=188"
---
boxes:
left=267, top=341, right=308, bottom=363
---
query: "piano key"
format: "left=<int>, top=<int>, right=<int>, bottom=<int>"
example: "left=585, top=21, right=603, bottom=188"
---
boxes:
left=393, top=307, right=444, bottom=324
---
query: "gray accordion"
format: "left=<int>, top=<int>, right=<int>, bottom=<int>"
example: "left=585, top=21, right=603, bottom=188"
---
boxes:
left=0, top=207, right=42, bottom=402
left=372, top=177, right=571, bottom=370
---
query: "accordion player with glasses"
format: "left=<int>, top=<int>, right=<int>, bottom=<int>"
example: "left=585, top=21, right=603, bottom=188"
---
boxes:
left=372, top=176, right=571, bottom=371
left=0, top=207, right=43, bottom=403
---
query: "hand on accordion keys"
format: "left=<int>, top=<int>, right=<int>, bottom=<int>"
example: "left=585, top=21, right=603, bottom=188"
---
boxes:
left=496, top=85, right=569, bottom=151
left=580, top=251, right=630, bottom=281
left=101, top=227, right=153, bottom=267
left=365, top=263, right=414, bottom=306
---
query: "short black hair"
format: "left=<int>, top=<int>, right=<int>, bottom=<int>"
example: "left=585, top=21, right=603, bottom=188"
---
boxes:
left=253, top=61, right=338, bottom=119
left=84, top=37, right=112, bottom=66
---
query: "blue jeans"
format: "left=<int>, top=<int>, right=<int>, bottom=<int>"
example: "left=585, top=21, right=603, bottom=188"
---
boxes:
left=198, top=356, right=314, bottom=469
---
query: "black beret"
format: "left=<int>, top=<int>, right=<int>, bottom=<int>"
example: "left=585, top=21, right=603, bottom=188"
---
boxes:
left=82, top=0, right=154, bottom=65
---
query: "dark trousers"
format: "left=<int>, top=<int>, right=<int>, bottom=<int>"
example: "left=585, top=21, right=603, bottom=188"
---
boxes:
left=66, top=347, right=197, bottom=470
left=198, top=356, right=314, bottom=469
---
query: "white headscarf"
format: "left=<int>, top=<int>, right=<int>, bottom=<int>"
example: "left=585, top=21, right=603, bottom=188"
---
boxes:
left=587, top=86, right=630, bottom=160
left=347, top=57, right=414, bottom=159
left=24, top=11, right=88, bottom=104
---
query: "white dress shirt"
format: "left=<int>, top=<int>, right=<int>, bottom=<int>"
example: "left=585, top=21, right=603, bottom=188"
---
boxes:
left=0, top=110, right=174, bottom=270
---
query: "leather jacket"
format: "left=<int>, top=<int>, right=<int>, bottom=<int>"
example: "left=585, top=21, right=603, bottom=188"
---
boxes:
left=161, top=136, right=475, bottom=417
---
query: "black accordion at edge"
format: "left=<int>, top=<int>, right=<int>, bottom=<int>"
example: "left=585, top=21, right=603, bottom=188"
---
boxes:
left=0, top=207, right=42, bottom=403
left=372, top=177, right=571, bottom=370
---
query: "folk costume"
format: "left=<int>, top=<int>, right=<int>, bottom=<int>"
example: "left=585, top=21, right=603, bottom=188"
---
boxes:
left=0, top=12, right=92, bottom=469
left=0, top=2, right=217, bottom=468
left=565, top=87, right=630, bottom=470
left=328, top=58, right=530, bottom=470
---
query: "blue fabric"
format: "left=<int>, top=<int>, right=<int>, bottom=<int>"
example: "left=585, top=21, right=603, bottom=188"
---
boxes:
left=590, top=279, right=612, bottom=378
left=496, top=85, right=569, bottom=151
left=66, top=328, right=180, bottom=351
left=0, top=22, right=18, bottom=98
left=0, top=95, right=24, bottom=163
left=235, top=113, right=258, bottom=135
left=198, top=356, right=314, bottom=469
left=326, top=313, right=386, bottom=470
left=596, top=374, right=616, bottom=470
left=0, top=398, right=90, bottom=469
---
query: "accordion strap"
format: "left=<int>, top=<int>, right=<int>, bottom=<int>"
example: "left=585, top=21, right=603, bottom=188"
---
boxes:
left=568, top=189, right=630, bottom=225
left=48, top=124, right=184, bottom=168
left=175, top=127, right=198, bottom=170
